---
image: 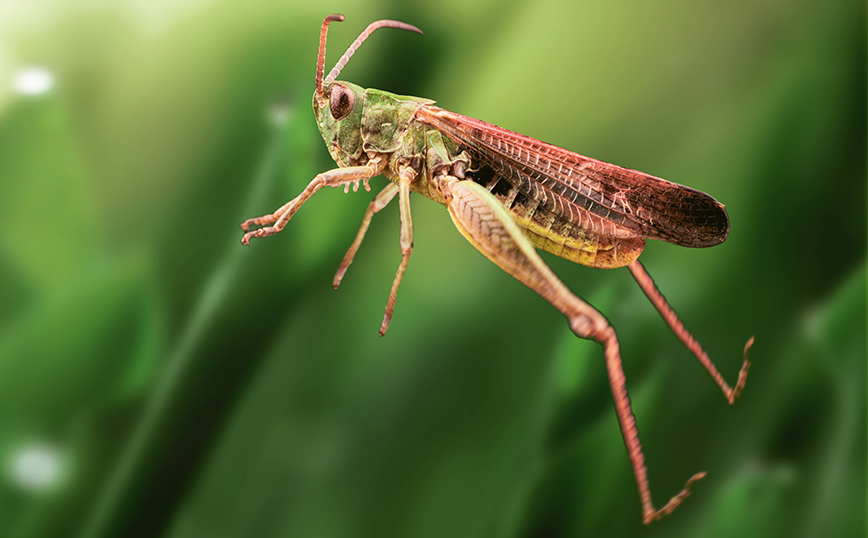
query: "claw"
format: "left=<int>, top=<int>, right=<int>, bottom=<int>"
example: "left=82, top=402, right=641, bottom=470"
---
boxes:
left=642, top=471, right=706, bottom=525
left=728, top=336, right=754, bottom=404
left=240, top=218, right=258, bottom=232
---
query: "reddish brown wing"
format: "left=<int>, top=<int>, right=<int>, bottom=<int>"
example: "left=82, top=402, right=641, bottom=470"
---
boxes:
left=416, top=106, right=728, bottom=248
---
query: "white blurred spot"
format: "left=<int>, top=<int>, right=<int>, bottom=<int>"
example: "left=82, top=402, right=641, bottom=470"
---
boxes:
left=10, top=443, right=61, bottom=491
left=12, top=66, right=54, bottom=95
left=266, top=96, right=294, bottom=126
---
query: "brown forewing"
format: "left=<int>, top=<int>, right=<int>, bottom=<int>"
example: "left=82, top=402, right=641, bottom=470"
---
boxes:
left=416, top=106, right=729, bottom=248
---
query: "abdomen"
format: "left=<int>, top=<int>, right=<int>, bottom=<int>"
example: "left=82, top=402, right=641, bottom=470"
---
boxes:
left=466, top=163, right=645, bottom=269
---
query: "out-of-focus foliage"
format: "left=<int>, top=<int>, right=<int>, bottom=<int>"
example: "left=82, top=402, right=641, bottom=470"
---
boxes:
left=0, top=0, right=864, bottom=537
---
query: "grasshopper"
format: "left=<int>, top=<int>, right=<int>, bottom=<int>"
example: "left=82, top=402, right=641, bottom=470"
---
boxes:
left=241, top=14, right=753, bottom=524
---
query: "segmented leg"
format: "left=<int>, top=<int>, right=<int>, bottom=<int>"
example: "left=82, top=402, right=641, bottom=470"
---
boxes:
left=240, top=160, right=382, bottom=245
left=627, top=260, right=753, bottom=405
left=379, top=166, right=416, bottom=336
left=437, top=175, right=704, bottom=524
left=333, top=182, right=399, bottom=289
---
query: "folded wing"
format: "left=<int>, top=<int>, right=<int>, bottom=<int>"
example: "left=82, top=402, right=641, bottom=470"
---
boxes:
left=416, top=106, right=728, bottom=248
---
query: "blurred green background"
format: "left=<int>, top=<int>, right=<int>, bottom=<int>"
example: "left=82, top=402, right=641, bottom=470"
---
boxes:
left=0, top=0, right=864, bottom=537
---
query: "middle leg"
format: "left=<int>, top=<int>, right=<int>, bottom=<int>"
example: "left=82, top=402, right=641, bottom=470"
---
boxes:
left=379, top=166, right=417, bottom=336
left=333, top=182, right=400, bottom=289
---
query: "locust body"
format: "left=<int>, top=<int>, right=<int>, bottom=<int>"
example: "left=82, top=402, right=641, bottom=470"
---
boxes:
left=241, top=14, right=753, bottom=525
left=316, top=81, right=653, bottom=268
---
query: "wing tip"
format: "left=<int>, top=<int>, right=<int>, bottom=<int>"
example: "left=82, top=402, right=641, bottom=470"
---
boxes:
left=687, top=197, right=729, bottom=248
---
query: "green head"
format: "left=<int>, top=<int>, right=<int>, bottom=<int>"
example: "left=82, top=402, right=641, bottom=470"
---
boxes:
left=314, top=80, right=366, bottom=166
left=312, top=14, right=422, bottom=166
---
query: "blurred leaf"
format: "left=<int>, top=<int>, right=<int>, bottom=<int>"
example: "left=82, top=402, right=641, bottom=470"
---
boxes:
left=0, top=1, right=863, bottom=538
left=0, top=256, right=160, bottom=421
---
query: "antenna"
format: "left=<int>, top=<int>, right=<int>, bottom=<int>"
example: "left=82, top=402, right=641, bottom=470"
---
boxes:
left=316, top=15, right=422, bottom=92
left=315, top=14, right=345, bottom=98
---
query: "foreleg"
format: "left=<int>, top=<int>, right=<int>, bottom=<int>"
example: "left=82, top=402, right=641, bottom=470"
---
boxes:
left=240, top=159, right=383, bottom=245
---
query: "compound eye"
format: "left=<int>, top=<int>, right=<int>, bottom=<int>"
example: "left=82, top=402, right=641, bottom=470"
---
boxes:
left=329, top=85, right=355, bottom=121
